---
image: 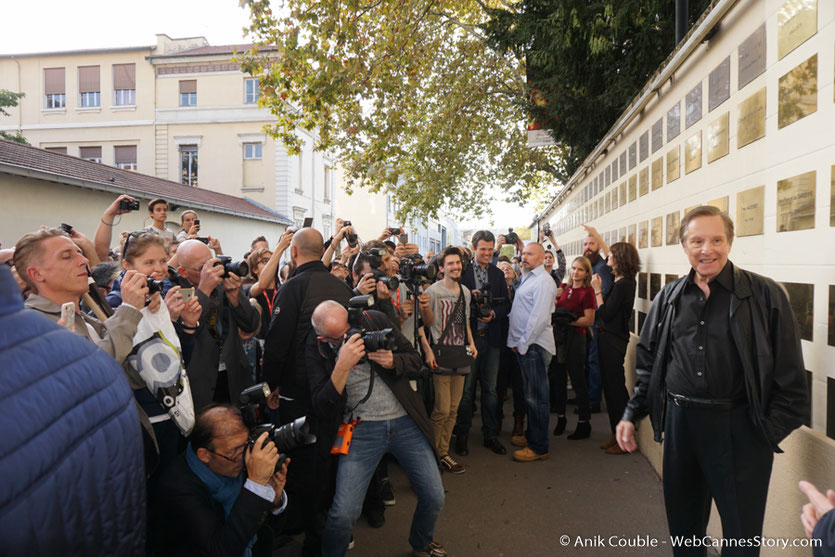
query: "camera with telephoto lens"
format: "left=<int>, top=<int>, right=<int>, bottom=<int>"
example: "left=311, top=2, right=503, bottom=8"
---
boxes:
left=370, top=269, right=399, bottom=291
left=119, top=199, right=140, bottom=211
left=399, top=253, right=437, bottom=285
left=505, top=228, right=519, bottom=245
left=238, top=383, right=317, bottom=470
left=346, top=295, right=398, bottom=354
left=214, top=255, right=249, bottom=278
left=343, top=220, right=358, bottom=248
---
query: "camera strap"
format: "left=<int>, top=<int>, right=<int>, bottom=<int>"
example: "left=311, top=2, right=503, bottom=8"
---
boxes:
left=344, top=310, right=383, bottom=419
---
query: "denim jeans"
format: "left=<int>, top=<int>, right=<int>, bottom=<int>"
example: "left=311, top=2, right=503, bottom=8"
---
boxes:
left=454, top=335, right=501, bottom=440
left=515, top=344, right=552, bottom=455
left=586, top=327, right=602, bottom=405
left=322, top=416, right=445, bottom=557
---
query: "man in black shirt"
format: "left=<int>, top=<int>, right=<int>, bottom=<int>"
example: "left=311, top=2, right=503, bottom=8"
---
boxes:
left=617, top=206, right=808, bottom=556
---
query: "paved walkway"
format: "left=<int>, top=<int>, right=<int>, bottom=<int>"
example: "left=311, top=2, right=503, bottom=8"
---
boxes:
left=351, top=402, right=675, bottom=557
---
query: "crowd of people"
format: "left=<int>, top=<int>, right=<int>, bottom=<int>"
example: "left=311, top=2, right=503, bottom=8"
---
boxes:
left=0, top=195, right=830, bottom=557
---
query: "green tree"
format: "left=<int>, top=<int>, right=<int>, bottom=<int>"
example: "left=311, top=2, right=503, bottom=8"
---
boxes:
left=484, top=0, right=710, bottom=178
left=0, top=90, right=27, bottom=145
left=238, top=0, right=565, bottom=222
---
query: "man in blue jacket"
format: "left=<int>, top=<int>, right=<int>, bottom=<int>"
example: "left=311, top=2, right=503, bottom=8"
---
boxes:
left=453, top=230, right=512, bottom=456
left=0, top=263, right=146, bottom=557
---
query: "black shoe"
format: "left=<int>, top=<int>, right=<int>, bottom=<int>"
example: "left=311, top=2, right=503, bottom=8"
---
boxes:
left=483, top=438, right=507, bottom=455
left=381, top=478, right=396, bottom=506
left=454, top=434, right=469, bottom=456
left=567, top=421, right=591, bottom=440
left=366, top=507, right=385, bottom=528
left=553, top=416, right=567, bottom=436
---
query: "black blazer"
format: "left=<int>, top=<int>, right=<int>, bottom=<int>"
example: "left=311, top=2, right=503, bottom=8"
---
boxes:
left=149, top=454, right=284, bottom=557
left=460, top=263, right=511, bottom=347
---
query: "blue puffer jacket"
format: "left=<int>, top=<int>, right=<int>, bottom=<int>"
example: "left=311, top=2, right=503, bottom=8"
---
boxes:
left=0, top=265, right=146, bottom=557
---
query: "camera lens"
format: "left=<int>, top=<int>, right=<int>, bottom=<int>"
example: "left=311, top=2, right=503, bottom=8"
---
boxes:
left=362, top=329, right=397, bottom=352
left=146, top=277, right=163, bottom=294
left=271, top=417, right=317, bottom=454
left=379, top=275, right=399, bottom=290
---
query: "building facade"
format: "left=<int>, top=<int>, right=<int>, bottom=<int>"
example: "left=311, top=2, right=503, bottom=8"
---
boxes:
left=0, top=34, right=338, bottom=236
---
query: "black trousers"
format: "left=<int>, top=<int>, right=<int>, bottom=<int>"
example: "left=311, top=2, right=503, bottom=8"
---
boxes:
left=497, top=345, right=525, bottom=418
left=597, top=329, right=630, bottom=433
left=663, top=401, right=773, bottom=557
left=550, top=332, right=590, bottom=421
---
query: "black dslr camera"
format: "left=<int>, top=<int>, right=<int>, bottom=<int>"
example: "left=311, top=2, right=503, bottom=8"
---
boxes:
left=239, top=383, right=317, bottom=469
left=215, top=255, right=249, bottom=278
left=119, top=199, right=140, bottom=211
left=347, top=295, right=397, bottom=353
left=472, top=283, right=505, bottom=320
left=343, top=220, right=358, bottom=248
left=505, top=228, right=519, bottom=245
left=399, top=253, right=437, bottom=285
left=146, top=277, right=164, bottom=295
left=367, top=248, right=399, bottom=290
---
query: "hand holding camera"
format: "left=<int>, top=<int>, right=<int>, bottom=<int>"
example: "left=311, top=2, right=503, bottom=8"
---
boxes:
left=105, top=195, right=139, bottom=220
left=245, top=431, right=279, bottom=486
left=268, top=458, right=290, bottom=504
left=356, top=272, right=377, bottom=295
left=198, top=258, right=225, bottom=295
left=367, top=349, right=394, bottom=369
left=164, top=286, right=185, bottom=321
left=338, top=333, right=366, bottom=369
left=121, top=270, right=150, bottom=309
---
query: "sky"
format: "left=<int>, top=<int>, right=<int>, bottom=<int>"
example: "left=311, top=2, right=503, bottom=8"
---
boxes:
left=1, top=0, right=540, bottom=230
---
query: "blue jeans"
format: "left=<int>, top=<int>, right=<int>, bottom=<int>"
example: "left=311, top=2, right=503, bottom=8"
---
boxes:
left=586, top=327, right=602, bottom=405
left=515, top=344, right=552, bottom=455
left=322, top=415, right=445, bottom=556
left=454, top=335, right=501, bottom=440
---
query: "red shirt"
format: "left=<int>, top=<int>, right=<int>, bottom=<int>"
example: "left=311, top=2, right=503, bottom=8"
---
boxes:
left=556, top=283, right=597, bottom=335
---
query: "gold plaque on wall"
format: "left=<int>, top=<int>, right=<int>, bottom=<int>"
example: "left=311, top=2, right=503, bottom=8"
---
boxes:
left=738, top=88, right=766, bottom=148
left=619, top=182, right=627, bottom=206
left=612, top=189, right=619, bottom=210
left=652, top=158, right=663, bottom=190
left=667, top=146, right=680, bottom=183
left=651, top=217, right=663, bottom=247
left=639, top=167, right=649, bottom=197
left=685, top=131, right=702, bottom=174
left=666, top=211, right=681, bottom=245
left=638, top=221, right=649, bottom=248
left=736, top=185, right=765, bottom=237
left=628, top=223, right=636, bottom=245
left=628, top=175, right=637, bottom=202
left=777, top=0, right=817, bottom=60
left=777, top=170, right=816, bottom=231
left=708, top=196, right=729, bottom=215
left=706, top=112, right=729, bottom=163
left=778, top=54, right=818, bottom=129
left=604, top=192, right=610, bottom=214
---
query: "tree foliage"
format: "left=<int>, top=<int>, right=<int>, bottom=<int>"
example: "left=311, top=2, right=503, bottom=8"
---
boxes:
left=484, top=0, right=710, bottom=178
left=0, top=90, right=28, bottom=145
left=238, top=0, right=566, bottom=222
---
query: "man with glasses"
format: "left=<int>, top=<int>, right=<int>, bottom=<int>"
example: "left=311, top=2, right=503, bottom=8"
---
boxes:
left=176, top=239, right=260, bottom=410
left=150, top=403, right=294, bottom=557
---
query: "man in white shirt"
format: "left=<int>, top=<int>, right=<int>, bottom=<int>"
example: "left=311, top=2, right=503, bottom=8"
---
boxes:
left=145, top=198, right=175, bottom=243
left=506, top=242, right=556, bottom=462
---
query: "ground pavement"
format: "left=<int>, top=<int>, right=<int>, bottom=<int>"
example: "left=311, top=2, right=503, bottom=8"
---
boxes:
left=351, top=402, right=676, bottom=557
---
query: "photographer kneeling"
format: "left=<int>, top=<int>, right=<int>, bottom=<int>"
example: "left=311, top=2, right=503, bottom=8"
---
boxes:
left=307, top=299, right=447, bottom=557
left=150, top=404, right=294, bottom=557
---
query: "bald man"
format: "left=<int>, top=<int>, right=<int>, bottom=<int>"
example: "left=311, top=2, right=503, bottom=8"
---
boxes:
left=261, top=227, right=353, bottom=552
left=176, top=239, right=260, bottom=410
left=507, top=242, right=557, bottom=462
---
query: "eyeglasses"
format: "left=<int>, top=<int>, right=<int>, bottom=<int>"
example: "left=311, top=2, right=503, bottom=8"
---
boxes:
left=121, top=230, right=145, bottom=259
left=207, top=443, right=247, bottom=464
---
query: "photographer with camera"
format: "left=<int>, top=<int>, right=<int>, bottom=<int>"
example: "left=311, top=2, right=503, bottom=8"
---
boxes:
left=177, top=210, right=201, bottom=242
left=150, top=403, right=294, bottom=557
left=350, top=249, right=399, bottom=326
left=307, top=299, right=447, bottom=557
left=452, top=230, right=511, bottom=457
left=94, top=194, right=139, bottom=261
left=177, top=239, right=260, bottom=411
left=539, top=226, right=566, bottom=285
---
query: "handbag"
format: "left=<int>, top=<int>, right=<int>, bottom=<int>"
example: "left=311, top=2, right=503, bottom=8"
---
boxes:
left=431, top=288, right=475, bottom=372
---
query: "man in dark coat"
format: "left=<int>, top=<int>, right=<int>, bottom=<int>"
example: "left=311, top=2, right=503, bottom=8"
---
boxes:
left=308, top=300, right=446, bottom=557
left=261, top=227, right=352, bottom=555
left=0, top=264, right=146, bottom=557
left=177, top=240, right=261, bottom=409
left=149, top=404, right=293, bottom=557
left=617, top=206, right=808, bottom=557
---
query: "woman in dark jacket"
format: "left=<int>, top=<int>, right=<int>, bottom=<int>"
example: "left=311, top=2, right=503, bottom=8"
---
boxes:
left=591, top=241, right=640, bottom=454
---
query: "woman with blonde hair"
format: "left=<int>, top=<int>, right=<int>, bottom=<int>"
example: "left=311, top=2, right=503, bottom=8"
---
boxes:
left=552, top=256, right=597, bottom=440
left=175, top=210, right=200, bottom=242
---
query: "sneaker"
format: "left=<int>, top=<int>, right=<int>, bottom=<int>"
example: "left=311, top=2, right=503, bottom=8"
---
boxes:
left=440, top=455, right=466, bottom=474
left=412, top=540, right=449, bottom=556
left=512, top=447, right=549, bottom=462
left=348, top=536, right=355, bottom=551
left=365, top=506, right=385, bottom=528
left=381, top=478, right=396, bottom=506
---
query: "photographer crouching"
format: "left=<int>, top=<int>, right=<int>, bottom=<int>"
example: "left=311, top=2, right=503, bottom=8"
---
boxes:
left=150, top=403, right=296, bottom=557
left=307, top=298, right=447, bottom=557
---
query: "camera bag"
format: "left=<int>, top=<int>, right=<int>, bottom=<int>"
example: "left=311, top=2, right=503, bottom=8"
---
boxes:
left=431, top=288, right=474, bottom=373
